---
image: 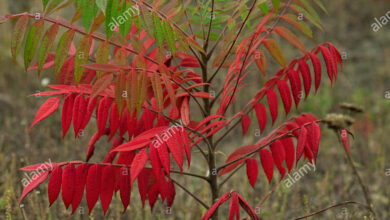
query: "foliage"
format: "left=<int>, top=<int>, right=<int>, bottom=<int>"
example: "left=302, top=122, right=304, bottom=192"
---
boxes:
left=1, top=0, right=348, bottom=219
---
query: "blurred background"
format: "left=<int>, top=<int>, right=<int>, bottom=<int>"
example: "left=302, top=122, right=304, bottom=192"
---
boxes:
left=0, top=0, right=390, bottom=219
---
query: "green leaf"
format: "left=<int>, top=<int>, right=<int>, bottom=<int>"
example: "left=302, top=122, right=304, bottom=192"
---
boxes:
left=95, top=41, right=110, bottom=77
left=74, top=35, right=93, bottom=85
left=42, top=0, right=49, bottom=9
left=259, top=3, right=269, bottom=15
left=37, top=23, right=59, bottom=76
left=54, top=29, right=75, bottom=78
left=119, top=0, right=133, bottom=40
left=312, top=0, right=328, bottom=14
left=298, top=0, right=321, bottom=24
left=46, top=0, right=63, bottom=14
left=11, top=15, right=29, bottom=63
left=95, top=0, right=105, bottom=14
left=104, top=0, right=114, bottom=38
left=291, top=4, right=323, bottom=31
left=152, top=14, right=164, bottom=48
left=82, top=0, right=97, bottom=32
left=162, top=21, right=176, bottom=55
left=272, top=0, right=280, bottom=13
left=281, top=14, right=313, bottom=39
left=24, top=20, right=44, bottom=71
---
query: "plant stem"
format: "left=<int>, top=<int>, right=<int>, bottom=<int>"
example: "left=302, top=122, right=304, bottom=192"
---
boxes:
left=291, top=201, right=374, bottom=220
left=335, top=132, right=376, bottom=218
left=171, top=179, right=210, bottom=209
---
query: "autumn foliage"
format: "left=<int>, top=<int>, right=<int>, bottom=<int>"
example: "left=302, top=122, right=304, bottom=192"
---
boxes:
left=0, top=0, right=349, bottom=219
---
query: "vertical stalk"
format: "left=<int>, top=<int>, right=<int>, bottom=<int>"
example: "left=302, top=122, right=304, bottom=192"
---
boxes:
left=201, top=36, right=219, bottom=219
left=335, top=132, right=376, bottom=219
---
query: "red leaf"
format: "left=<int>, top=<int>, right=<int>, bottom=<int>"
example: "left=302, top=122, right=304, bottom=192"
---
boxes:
left=181, top=97, right=190, bottom=126
left=119, top=167, right=131, bottom=212
left=298, top=59, right=312, bottom=99
left=201, top=192, right=231, bottom=220
left=112, top=138, right=151, bottom=152
left=229, top=193, right=240, bottom=220
left=71, top=163, right=88, bottom=214
left=340, top=129, right=351, bottom=158
left=270, top=140, right=286, bottom=179
left=130, top=149, right=148, bottom=184
left=288, top=70, right=302, bottom=107
left=100, top=165, right=115, bottom=215
left=327, top=43, right=343, bottom=68
left=296, top=127, right=308, bottom=164
left=181, top=129, right=191, bottom=167
left=219, top=145, right=257, bottom=176
left=236, top=193, right=259, bottom=220
left=277, top=80, right=292, bottom=115
left=280, top=138, right=295, bottom=172
left=148, top=182, right=159, bottom=209
left=80, top=96, right=97, bottom=131
left=86, top=164, right=102, bottom=214
left=259, top=148, right=274, bottom=183
left=137, top=169, right=150, bottom=208
left=241, top=115, right=251, bottom=136
left=91, top=73, right=113, bottom=100
left=166, top=180, right=175, bottom=208
left=61, top=94, right=74, bottom=138
left=61, top=163, right=76, bottom=209
left=246, top=158, right=259, bottom=188
left=72, top=94, right=87, bottom=137
left=19, top=171, right=49, bottom=204
left=309, top=52, right=322, bottom=92
left=266, top=89, right=278, bottom=125
left=254, top=103, right=267, bottom=134
left=109, top=102, right=120, bottom=140
left=30, top=97, right=60, bottom=131
left=157, top=143, right=171, bottom=177
left=97, top=97, right=112, bottom=136
left=48, top=166, right=62, bottom=206
left=149, top=144, right=162, bottom=180
left=166, top=132, right=184, bottom=172
left=319, top=46, right=335, bottom=84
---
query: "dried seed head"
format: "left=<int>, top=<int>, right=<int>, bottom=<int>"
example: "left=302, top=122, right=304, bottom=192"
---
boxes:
left=339, top=102, right=364, bottom=113
left=323, top=113, right=354, bottom=130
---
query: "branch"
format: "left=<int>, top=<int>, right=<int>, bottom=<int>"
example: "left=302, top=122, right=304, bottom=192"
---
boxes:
left=145, top=102, right=212, bottom=153
left=218, top=162, right=245, bottom=188
left=290, top=201, right=374, bottom=220
left=216, top=120, right=321, bottom=172
left=207, top=0, right=258, bottom=83
left=171, top=178, right=210, bottom=209
left=222, top=0, right=293, bottom=115
left=204, top=0, right=215, bottom=50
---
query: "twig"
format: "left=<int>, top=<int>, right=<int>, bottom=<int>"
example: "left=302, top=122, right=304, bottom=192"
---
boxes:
left=171, top=178, right=210, bottom=209
left=207, top=0, right=258, bottom=83
left=291, top=201, right=374, bottom=220
left=218, top=163, right=245, bottom=188
left=216, top=121, right=321, bottom=172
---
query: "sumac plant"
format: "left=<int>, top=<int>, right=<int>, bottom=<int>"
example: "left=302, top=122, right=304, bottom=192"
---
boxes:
left=1, top=0, right=349, bottom=219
